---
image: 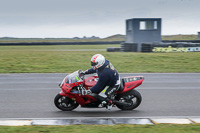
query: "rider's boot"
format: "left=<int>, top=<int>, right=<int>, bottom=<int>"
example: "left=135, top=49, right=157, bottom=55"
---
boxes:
left=101, top=95, right=116, bottom=110
left=89, top=93, right=116, bottom=110
left=105, top=100, right=114, bottom=110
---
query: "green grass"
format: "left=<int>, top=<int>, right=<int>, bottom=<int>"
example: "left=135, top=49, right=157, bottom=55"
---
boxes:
left=0, top=45, right=200, bottom=73
left=162, top=34, right=199, bottom=40
left=0, top=124, right=200, bottom=133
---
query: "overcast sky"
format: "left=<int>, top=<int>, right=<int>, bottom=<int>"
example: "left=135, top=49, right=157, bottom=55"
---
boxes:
left=0, top=0, right=200, bottom=38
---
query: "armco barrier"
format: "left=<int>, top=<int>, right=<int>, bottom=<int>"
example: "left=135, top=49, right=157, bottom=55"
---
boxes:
left=116, top=42, right=200, bottom=52
left=0, top=41, right=123, bottom=46
left=150, top=43, right=200, bottom=52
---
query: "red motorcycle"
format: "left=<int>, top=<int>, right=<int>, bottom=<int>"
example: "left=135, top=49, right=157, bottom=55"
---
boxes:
left=54, top=70, right=144, bottom=111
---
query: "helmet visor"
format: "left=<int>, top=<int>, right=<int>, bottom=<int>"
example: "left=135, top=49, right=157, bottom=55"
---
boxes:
left=91, top=61, right=98, bottom=66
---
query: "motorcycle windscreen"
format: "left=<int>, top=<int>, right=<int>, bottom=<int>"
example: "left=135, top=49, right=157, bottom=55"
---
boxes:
left=65, top=71, right=82, bottom=84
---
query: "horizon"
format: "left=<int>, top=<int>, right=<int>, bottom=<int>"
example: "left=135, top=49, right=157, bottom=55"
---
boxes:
left=0, top=34, right=199, bottom=39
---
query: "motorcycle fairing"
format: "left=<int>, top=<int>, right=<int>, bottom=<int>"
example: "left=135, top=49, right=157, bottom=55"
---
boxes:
left=84, top=76, right=98, bottom=89
left=122, top=76, right=144, bottom=93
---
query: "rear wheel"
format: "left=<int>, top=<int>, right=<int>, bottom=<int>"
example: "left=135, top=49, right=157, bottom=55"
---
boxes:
left=115, top=90, right=142, bottom=110
left=54, top=94, right=79, bottom=111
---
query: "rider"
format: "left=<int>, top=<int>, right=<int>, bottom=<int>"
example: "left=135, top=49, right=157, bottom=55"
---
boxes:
left=80, top=54, right=120, bottom=107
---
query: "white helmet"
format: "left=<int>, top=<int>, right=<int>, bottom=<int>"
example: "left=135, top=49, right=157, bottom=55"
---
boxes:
left=91, top=54, right=105, bottom=70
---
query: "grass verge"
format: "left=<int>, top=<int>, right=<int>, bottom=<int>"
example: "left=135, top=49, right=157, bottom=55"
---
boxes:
left=0, top=124, right=200, bottom=133
left=0, top=45, right=200, bottom=73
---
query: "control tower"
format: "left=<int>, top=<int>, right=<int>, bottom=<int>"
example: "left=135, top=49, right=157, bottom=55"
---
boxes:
left=124, top=18, right=162, bottom=52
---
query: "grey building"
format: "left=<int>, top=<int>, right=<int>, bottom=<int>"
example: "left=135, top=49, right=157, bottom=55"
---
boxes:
left=124, top=18, right=162, bottom=52
left=198, top=32, right=200, bottom=39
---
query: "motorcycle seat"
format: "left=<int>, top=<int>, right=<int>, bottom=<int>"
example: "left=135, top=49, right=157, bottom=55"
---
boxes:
left=118, top=78, right=125, bottom=92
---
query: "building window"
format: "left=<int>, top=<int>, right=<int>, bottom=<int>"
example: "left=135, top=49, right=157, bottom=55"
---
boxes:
left=127, top=21, right=132, bottom=31
left=139, top=21, right=146, bottom=30
left=154, top=21, right=158, bottom=29
left=140, top=20, right=158, bottom=30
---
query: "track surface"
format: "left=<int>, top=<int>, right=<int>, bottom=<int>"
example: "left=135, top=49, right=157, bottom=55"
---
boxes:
left=0, top=73, right=200, bottom=118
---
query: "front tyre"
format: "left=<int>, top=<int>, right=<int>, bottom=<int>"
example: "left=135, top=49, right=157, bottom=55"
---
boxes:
left=115, top=90, right=142, bottom=110
left=54, top=94, right=79, bottom=111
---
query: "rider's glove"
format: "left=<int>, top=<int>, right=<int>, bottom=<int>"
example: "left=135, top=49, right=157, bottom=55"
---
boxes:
left=79, top=70, right=88, bottom=78
left=79, top=71, right=85, bottom=77
left=80, top=70, right=87, bottom=76
left=79, top=86, right=92, bottom=95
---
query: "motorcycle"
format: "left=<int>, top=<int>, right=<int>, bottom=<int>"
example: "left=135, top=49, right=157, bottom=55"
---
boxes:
left=54, top=70, right=144, bottom=111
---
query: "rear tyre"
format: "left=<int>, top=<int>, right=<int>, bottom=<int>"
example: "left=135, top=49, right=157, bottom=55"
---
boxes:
left=54, top=94, right=79, bottom=111
left=115, top=90, right=142, bottom=110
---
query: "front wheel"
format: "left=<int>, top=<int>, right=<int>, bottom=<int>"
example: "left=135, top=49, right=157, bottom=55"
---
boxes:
left=115, top=90, right=142, bottom=110
left=54, top=94, right=79, bottom=111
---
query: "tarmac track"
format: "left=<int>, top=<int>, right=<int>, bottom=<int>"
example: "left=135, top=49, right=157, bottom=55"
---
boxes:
left=0, top=73, right=200, bottom=119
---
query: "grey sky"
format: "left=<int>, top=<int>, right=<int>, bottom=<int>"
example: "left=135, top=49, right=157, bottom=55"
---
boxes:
left=0, top=0, right=200, bottom=38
